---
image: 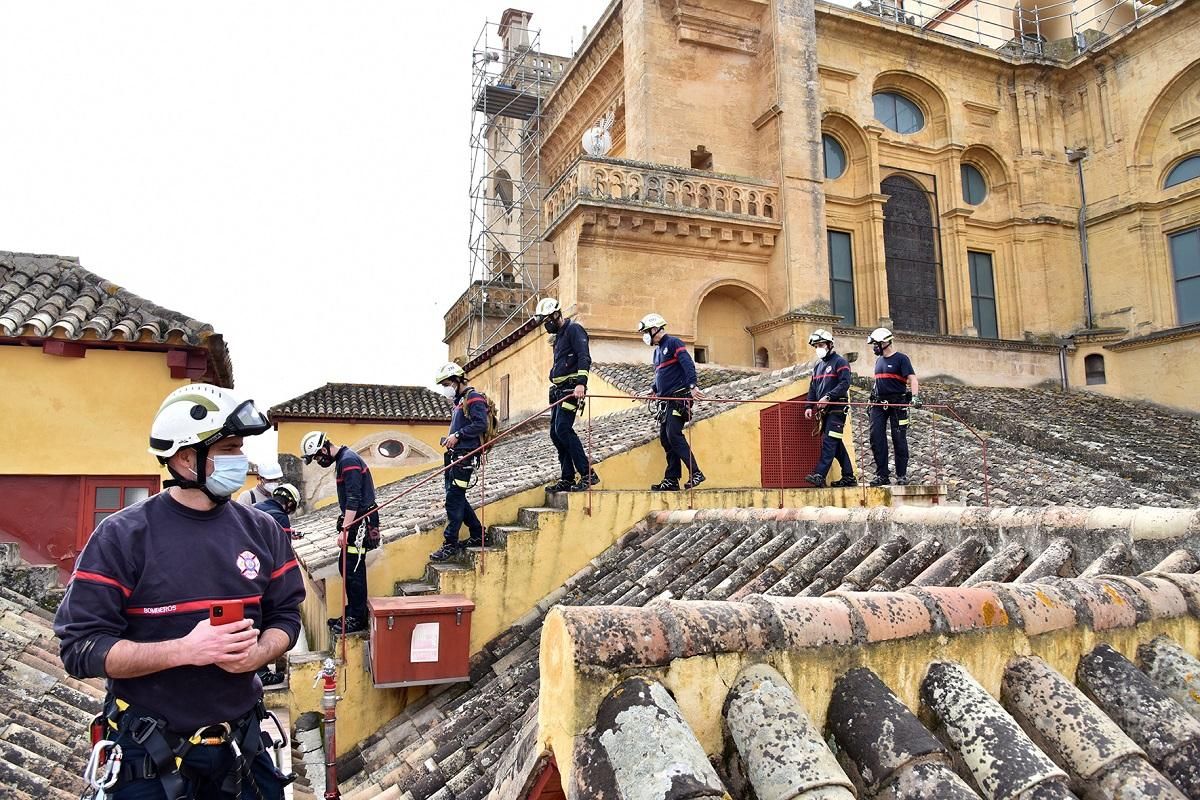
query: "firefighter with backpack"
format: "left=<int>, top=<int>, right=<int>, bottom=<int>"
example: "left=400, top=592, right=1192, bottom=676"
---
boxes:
left=429, top=362, right=493, bottom=562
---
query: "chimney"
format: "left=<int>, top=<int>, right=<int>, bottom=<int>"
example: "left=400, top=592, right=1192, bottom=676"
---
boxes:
left=498, top=8, right=532, bottom=52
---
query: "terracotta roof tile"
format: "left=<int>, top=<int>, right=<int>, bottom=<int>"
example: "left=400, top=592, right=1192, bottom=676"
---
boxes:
left=592, top=362, right=759, bottom=394
left=349, top=504, right=1200, bottom=798
left=0, top=251, right=232, bottom=386
left=269, top=383, right=453, bottom=422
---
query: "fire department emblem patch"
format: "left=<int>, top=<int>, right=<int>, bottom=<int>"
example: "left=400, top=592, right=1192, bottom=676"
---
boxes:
left=236, top=550, right=260, bottom=580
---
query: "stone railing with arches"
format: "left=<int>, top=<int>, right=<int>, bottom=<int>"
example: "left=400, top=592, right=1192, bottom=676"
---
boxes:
left=543, top=156, right=780, bottom=232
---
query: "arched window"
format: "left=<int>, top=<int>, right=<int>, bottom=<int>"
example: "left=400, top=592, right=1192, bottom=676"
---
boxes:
left=494, top=168, right=515, bottom=213
left=822, top=134, right=847, bottom=180
left=961, top=163, right=988, bottom=205
left=873, top=92, right=924, bottom=134
left=1164, top=155, right=1200, bottom=189
left=1084, top=354, right=1106, bottom=385
left=755, top=347, right=769, bottom=368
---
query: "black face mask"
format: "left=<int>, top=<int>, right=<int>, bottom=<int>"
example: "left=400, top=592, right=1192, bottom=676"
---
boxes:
left=543, top=317, right=560, bottom=334
left=872, top=343, right=885, bottom=356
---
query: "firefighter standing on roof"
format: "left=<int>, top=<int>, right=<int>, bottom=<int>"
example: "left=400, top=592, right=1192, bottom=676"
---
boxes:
left=638, top=313, right=706, bottom=491
left=302, top=431, right=379, bottom=636
left=535, top=297, right=600, bottom=493
left=54, top=384, right=302, bottom=799
left=429, top=362, right=490, bottom=562
left=867, top=327, right=922, bottom=486
left=803, top=329, right=858, bottom=489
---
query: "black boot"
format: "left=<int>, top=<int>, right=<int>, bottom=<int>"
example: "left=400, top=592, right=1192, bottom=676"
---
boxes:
left=804, top=473, right=826, bottom=488
left=650, top=478, right=680, bottom=491
left=895, top=475, right=910, bottom=486
left=568, top=470, right=600, bottom=492
left=429, top=542, right=462, bottom=562
left=683, top=471, right=706, bottom=490
left=546, top=478, right=573, bottom=492
left=869, top=475, right=891, bottom=487
left=464, top=530, right=488, bottom=549
left=830, top=474, right=857, bottom=488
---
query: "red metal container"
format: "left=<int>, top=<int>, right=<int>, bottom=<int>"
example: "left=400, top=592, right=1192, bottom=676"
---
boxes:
left=760, top=394, right=823, bottom=488
left=367, top=595, right=475, bottom=688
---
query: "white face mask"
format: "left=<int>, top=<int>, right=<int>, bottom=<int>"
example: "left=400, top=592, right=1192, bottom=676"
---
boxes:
left=815, top=347, right=830, bottom=359
left=192, top=454, right=249, bottom=497
left=262, top=480, right=280, bottom=492
left=642, top=332, right=653, bottom=346
left=437, top=384, right=457, bottom=400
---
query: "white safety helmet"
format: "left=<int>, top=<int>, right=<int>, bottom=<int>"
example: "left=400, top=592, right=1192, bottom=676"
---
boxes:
left=433, top=362, right=466, bottom=385
left=148, top=384, right=271, bottom=459
left=257, top=461, right=284, bottom=480
left=272, top=482, right=302, bottom=513
left=534, top=297, right=561, bottom=318
left=300, top=430, right=329, bottom=464
left=867, top=327, right=894, bottom=347
left=808, top=328, right=834, bottom=347
left=637, top=313, right=667, bottom=332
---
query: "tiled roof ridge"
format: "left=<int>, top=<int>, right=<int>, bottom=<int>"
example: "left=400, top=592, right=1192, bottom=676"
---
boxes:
left=269, top=381, right=453, bottom=422
left=591, top=361, right=762, bottom=394
left=550, top=570, right=1200, bottom=669
left=0, top=251, right=215, bottom=344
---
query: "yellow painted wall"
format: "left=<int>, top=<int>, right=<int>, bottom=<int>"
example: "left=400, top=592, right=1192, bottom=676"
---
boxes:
left=463, top=327, right=554, bottom=425
left=1, top=346, right=186, bottom=476
left=276, top=420, right=447, bottom=510
left=1070, top=336, right=1200, bottom=413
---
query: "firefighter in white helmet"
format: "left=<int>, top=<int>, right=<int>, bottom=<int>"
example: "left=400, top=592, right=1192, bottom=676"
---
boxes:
left=54, top=384, right=300, bottom=798
left=867, top=327, right=922, bottom=486
left=802, top=329, right=857, bottom=488
left=236, top=459, right=284, bottom=506
left=639, top=313, right=706, bottom=491
left=301, top=429, right=378, bottom=634
left=535, top=298, right=599, bottom=493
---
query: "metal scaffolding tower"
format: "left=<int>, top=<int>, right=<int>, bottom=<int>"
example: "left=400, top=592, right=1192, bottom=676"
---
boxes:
left=465, top=15, right=554, bottom=357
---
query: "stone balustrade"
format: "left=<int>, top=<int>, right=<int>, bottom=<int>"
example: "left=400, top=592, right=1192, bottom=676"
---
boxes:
left=543, top=156, right=779, bottom=232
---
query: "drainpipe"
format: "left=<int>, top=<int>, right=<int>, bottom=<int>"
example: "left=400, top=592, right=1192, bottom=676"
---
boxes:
left=1058, top=340, right=1070, bottom=392
left=1065, top=147, right=1094, bottom=330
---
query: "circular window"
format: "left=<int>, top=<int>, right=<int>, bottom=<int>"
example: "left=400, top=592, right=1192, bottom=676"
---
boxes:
left=873, top=92, right=924, bottom=134
left=961, top=163, right=988, bottom=205
left=822, top=134, right=847, bottom=180
left=377, top=439, right=406, bottom=459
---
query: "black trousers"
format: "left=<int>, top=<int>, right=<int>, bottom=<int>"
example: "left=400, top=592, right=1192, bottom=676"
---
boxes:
left=870, top=397, right=910, bottom=478
left=339, top=518, right=369, bottom=622
left=813, top=407, right=854, bottom=479
left=659, top=400, right=700, bottom=481
left=443, top=450, right=483, bottom=546
left=549, top=386, right=590, bottom=481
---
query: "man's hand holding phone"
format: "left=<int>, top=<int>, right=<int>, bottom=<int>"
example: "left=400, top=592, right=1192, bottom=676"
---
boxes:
left=178, top=601, right=259, bottom=671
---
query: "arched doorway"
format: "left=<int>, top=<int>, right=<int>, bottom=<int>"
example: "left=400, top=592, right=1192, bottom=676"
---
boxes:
left=882, top=174, right=943, bottom=334
left=696, top=285, right=768, bottom=367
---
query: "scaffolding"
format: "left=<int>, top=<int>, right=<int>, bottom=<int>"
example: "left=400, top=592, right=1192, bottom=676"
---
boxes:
left=465, top=14, right=558, bottom=358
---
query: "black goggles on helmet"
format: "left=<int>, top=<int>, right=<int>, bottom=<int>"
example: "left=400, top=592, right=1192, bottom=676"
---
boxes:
left=200, top=400, right=271, bottom=446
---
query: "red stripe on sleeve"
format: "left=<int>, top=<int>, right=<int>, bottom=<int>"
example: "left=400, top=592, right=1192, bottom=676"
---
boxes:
left=270, top=560, right=299, bottom=580
left=72, top=570, right=132, bottom=598
left=656, top=358, right=679, bottom=370
left=874, top=373, right=905, bottom=380
left=339, top=465, right=364, bottom=474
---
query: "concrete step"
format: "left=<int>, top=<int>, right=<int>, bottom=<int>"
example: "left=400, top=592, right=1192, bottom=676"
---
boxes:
left=0, top=542, right=20, bottom=566
left=423, top=561, right=474, bottom=589
left=518, top=506, right=564, bottom=529
left=545, top=490, right=570, bottom=509
left=486, top=525, right=534, bottom=548
left=394, top=580, right=438, bottom=596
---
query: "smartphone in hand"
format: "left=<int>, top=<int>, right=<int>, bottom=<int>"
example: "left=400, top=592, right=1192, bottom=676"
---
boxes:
left=209, top=600, right=245, bottom=626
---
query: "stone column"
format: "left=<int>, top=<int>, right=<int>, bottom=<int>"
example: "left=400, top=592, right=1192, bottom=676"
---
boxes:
left=771, top=0, right=829, bottom=314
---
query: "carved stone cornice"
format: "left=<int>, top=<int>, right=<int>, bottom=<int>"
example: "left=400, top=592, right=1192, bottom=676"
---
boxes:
left=1105, top=323, right=1200, bottom=352
left=542, top=7, right=624, bottom=144
left=667, top=0, right=767, bottom=54
left=750, top=311, right=842, bottom=336
left=571, top=208, right=780, bottom=256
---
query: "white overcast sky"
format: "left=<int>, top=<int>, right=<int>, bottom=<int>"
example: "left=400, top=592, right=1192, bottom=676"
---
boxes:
left=0, top=1, right=609, bottom=463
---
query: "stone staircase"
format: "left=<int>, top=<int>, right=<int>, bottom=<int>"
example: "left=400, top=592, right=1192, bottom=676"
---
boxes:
left=0, top=541, right=64, bottom=611
left=393, top=494, right=568, bottom=597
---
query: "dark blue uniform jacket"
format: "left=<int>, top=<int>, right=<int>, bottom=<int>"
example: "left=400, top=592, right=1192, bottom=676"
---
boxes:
left=53, top=492, right=304, bottom=732
left=550, top=319, right=591, bottom=387
left=807, top=353, right=851, bottom=405
left=653, top=335, right=698, bottom=396
left=873, top=352, right=916, bottom=396
left=449, top=388, right=489, bottom=452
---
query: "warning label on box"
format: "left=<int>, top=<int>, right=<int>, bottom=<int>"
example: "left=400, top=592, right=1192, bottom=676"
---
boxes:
left=411, top=622, right=440, bottom=663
